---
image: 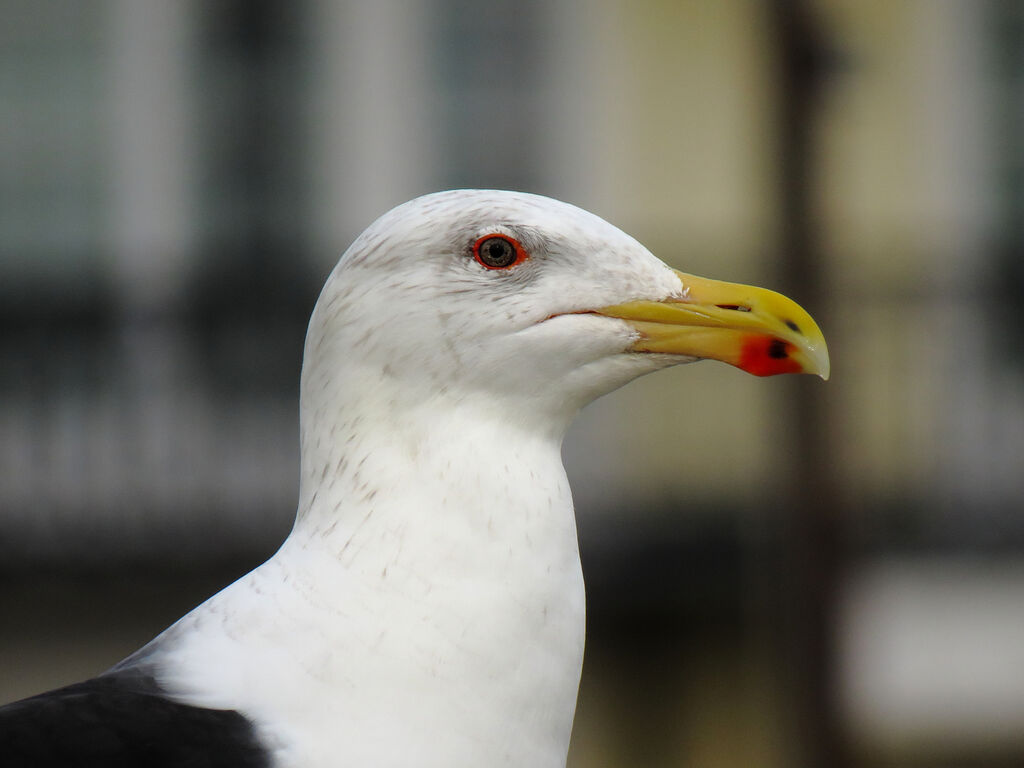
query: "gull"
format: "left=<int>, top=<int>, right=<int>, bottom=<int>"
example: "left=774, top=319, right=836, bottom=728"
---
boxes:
left=0, top=189, right=828, bottom=767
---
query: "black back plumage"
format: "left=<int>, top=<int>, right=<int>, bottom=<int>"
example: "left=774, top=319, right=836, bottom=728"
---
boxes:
left=0, top=669, right=270, bottom=767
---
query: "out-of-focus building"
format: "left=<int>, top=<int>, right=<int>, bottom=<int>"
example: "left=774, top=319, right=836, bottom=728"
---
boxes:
left=1, top=2, right=1022, bottom=766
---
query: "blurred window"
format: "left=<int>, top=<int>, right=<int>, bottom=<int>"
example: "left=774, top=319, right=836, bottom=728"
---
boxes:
left=432, top=0, right=548, bottom=192
left=0, top=2, right=106, bottom=296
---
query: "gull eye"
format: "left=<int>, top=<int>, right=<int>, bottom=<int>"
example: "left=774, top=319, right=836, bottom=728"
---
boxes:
left=473, top=234, right=526, bottom=270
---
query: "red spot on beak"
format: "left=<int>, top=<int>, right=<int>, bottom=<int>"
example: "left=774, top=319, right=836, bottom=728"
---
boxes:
left=737, top=336, right=803, bottom=377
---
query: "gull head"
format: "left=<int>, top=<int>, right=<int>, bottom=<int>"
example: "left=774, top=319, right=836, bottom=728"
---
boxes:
left=303, top=190, right=828, bottom=433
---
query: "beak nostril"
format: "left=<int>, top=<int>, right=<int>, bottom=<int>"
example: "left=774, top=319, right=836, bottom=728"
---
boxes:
left=716, top=304, right=751, bottom=312
left=785, top=320, right=801, bottom=333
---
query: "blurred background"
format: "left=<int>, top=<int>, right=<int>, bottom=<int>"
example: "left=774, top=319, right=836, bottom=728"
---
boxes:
left=1, top=0, right=1022, bottom=765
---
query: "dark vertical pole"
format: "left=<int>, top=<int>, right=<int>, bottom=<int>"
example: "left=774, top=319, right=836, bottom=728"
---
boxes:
left=766, top=2, right=847, bottom=767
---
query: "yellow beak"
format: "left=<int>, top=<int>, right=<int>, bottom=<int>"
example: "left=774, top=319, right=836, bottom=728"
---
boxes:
left=595, top=270, right=829, bottom=379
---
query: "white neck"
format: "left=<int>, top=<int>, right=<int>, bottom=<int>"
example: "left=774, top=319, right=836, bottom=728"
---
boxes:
left=289, top=383, right=588, bottom=765
left=151, top=374, right=587, bottom=768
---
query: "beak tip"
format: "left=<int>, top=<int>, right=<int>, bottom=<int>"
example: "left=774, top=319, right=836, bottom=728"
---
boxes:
left=811, top=348, right=831, bottom=381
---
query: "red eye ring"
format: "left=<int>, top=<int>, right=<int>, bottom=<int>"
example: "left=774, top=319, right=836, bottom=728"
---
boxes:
left=472, top=234, right=529, bottom=270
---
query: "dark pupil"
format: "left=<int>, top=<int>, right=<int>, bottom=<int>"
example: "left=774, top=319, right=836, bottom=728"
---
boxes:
left=481, top=238, right=515, bottom=267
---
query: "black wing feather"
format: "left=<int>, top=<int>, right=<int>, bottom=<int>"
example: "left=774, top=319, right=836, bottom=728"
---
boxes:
left=0, top=670, right=270, bottom=768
